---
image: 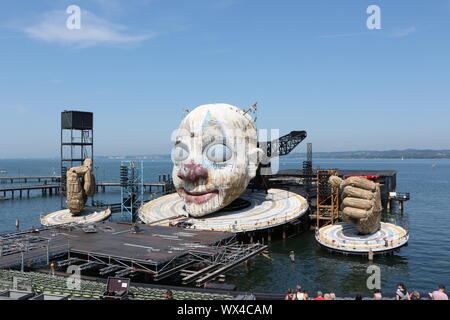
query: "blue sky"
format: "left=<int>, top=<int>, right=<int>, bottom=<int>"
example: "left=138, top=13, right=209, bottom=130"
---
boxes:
left=1, top=0, right=449, bottom=158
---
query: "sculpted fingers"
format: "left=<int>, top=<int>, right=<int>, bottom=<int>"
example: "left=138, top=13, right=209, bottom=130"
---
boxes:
left=341, top=176, right=376, bottom=191
left=342, top=197, right=373, bottom=210
left=342, top=186, right=374, bottom=200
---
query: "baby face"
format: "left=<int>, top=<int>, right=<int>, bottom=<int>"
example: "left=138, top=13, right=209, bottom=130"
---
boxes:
left=171, top=104, right=261, bottom=217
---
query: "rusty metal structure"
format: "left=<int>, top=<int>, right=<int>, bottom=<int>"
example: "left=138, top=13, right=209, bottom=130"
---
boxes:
left=316, top=169, right=340, bottom=228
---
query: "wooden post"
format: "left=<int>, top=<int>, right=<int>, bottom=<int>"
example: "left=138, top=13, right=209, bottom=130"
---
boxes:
left=16, top=219, right=20, bottom=232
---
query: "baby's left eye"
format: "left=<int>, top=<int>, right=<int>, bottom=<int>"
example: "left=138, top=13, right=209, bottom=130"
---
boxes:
left=205, top=144, right=232, bottom=163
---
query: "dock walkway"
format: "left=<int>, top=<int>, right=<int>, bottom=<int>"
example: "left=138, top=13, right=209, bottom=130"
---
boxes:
left=0, top=182, right=172, bottom=199
left=0, top=176, right=61, bottom=184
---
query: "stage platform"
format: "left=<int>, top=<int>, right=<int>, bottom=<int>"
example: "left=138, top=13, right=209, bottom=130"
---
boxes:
left=55, top=222, right=233, bottom=266
left=40, top=208, right=111, bottom=226
left=316, top=222, right=409, bottom=255
left=138, top=188, right=309, bottom=233
left=1, top=222, right=266, bottom=285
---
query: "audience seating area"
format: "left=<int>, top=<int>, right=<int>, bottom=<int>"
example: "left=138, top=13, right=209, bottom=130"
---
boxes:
left=0, top=269, right=233, bottom=300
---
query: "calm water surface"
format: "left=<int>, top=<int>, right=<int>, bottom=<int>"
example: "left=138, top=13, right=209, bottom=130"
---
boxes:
left=1, top=158, right=449, bottom=295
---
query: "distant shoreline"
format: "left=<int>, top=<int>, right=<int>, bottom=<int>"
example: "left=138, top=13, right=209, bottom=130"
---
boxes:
left=2, top=149, right=450, bottom=160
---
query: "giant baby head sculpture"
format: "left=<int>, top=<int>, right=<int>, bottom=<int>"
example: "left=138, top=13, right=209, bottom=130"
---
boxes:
left=171, top=103, right=262, bottom=217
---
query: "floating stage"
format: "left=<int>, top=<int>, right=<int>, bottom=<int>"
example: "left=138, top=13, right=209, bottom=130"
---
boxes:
left=316, top=222, right=409, bottom=255
left=139, top=188, right=309, bottom=233
left=40, top=207, right=112, bottom=226
left=0, top=222, right=267, bottom=286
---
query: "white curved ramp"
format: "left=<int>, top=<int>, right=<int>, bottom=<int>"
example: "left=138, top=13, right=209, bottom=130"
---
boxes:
left=139, top=188, right=308, bottom=233
left=41, top=208, right=112, bottom=226
left=316, top=222, right=409, bottom=255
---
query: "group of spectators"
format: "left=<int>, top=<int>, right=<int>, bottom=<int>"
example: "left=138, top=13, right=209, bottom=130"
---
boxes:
left=285, top=286, right=336, bottom=300
left=285, top=284, right=448, bottom=300
left=389, top=283, right=448, bottom=300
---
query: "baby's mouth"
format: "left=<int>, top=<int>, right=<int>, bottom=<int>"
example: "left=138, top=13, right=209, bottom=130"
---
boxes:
left=179, top=188, right=219, bottom=205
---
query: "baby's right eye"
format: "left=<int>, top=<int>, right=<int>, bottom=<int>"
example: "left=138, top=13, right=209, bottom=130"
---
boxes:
left=171, top=145, right=189, bottom=162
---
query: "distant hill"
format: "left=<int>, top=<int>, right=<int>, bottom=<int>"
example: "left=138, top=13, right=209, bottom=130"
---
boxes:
left=286, top=149, right=450, bottom=159
left=97, top=154, right=171, bottom=160
left=97, top=149, right=450, bottom=160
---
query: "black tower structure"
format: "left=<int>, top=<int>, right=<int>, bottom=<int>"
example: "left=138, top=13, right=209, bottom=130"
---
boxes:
left=60, top=111, right=94, bottom=208
left=302, top=143, right=313, bottom=197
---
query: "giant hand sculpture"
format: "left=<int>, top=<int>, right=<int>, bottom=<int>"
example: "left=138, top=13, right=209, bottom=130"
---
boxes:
left=171, top=104, right=263, bottom=217
left=66, top=158, right=96, bottom=215
left=329, top=175, right=382, bottom=234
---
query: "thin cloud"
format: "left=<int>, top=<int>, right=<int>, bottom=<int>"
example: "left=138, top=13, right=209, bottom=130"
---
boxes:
left=6, top=105, right=29, bottom=115
left=388, top=26, right=416, bottom=38
left=317, top=32, right=367, bottom=39
left=318, top=27, right=416, bottom=40
left=212, top=0, right=240, bottom=9
left=23, top=9, right=157, bottom=47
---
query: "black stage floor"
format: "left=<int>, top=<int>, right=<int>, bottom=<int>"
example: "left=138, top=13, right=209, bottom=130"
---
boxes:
left=56, top=222, right=234, bottom=265
left=1, top=222, right=235, bottom=269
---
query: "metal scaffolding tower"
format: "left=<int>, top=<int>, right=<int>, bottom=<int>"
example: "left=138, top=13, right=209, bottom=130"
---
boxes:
left=120, top=160, right=144, bottom=222
left=60, top=111, right=93, bottom=209
left=316, top=169, right=340, bottom=228
left=302, top=143, right=313, bottom=197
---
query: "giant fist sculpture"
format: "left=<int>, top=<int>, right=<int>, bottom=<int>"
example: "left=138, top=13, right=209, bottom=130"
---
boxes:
left=329, top=175, right=382, bottom=234
left=66, top=158, right=96, bottom=215
left=171, top=104, right=263, bottom=217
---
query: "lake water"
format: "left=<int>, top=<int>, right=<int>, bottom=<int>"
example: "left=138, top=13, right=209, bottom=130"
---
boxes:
left=1, top=158, right=449, bottom=296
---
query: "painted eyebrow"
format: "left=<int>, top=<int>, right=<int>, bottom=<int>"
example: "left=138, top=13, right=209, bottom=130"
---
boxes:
left=174, top=141, right=189, bottom=151
left=202, top=135, right=228, bottom=150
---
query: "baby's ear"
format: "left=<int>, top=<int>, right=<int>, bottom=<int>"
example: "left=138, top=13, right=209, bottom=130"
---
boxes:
left=247, top=147, right=263, bottom=178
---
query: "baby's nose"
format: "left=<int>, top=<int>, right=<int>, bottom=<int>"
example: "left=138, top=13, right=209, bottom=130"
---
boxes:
left=177, top=162, right=208, bottom=183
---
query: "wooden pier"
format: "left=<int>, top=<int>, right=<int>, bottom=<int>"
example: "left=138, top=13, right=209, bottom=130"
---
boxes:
left=387, top=192, right=410, bottom=213
left=0, top=176, right=61, bottom=184
left=95, top=182, right=171, bottom=193
left=0, top=182, right=172, bottom=199
left=0, top=184, right=61, bottom=199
